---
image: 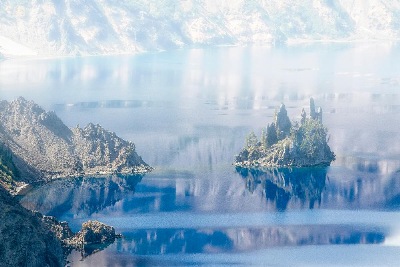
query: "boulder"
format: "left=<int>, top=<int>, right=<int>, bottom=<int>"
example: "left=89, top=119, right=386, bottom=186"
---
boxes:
left=72, top=220, right=117, bottom=245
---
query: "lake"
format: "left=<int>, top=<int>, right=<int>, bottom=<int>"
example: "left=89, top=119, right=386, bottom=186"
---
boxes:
left=2, top=43, right=400, bottom=266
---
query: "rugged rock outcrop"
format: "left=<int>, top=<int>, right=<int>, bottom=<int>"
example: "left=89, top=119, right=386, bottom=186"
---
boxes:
left=0, top=99, right=135, bottom=265
left=70, top=220, right=118, bottom=246
left=235, top=99, right=335, bottom=168
left=41, top=217, right=119, bottom=249
left=0, top=142, right=19, bottom=189
left=40, top=215, right=120, bottom=259
left=0, top=186, right=65, bottom=267
left=41, top=215, right=75, bottom=242
left=0, top=165, right=120, bottom=266
left=0, top=97, right=152, bottom=182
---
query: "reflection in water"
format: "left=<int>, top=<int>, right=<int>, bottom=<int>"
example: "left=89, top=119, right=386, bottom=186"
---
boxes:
left=20, top=175, right=144, bottom=259
left=384, top=170, right=400, bottom=210
left=116, top=226, right=384, bottom=255
left=236, top=167, right=328, bottom=211
left=20, top=174, right=143, bottom=220
left=6, top=45, right=400, bottom=265
left=78, top=242, right=116, bottom=261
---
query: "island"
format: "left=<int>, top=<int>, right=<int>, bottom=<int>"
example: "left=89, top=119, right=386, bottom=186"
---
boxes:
left=235, top=98, right=335, bottom=168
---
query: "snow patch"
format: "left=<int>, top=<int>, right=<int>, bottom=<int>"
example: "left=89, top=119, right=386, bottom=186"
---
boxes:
left=0, top=36, right=37, bottom=57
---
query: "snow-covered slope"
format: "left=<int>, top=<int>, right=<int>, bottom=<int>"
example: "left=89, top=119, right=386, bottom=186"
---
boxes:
left=0, top=0, right=399, bottom=56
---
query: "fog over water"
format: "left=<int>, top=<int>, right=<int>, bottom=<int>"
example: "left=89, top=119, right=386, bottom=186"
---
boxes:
left=2, top=43, right=400, bottom=265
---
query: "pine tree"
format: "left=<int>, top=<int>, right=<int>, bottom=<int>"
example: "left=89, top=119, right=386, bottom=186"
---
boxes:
left=245, top=131, right=258, bottom=148
left=265, top=123, right=278, bottom=147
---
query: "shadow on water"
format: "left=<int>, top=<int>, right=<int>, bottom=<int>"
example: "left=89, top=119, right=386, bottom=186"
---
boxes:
left=20, top=174, right=144, bottom=220
left=236, top=166, right=328, bottom=211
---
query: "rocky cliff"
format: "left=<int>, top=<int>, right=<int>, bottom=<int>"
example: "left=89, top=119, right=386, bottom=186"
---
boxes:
left=0, top=97, right=143, bottom=266
left=0, top=186, right=65, bottom=267
left=41, top=217, right=120, bottom=258
left=235, top=99, right=335, bottom=168
left=0, top=97, right=152, bottom=182
left=0, top=186, right=119, bottom=267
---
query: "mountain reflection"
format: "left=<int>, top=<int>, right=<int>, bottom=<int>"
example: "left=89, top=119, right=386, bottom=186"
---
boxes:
left=236, top=167, right=328, bottom=211
left=20, top=174, right=143, bottom=218
left=117, top=226, right=384, bottom=255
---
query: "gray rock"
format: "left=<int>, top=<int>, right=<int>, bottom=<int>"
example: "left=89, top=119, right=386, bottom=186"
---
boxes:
left=38, top=213, right=120, bottom=257
left=77, top=220, right=116, bottom=245
left=64, top=220, right=120, bottom=259
left=38, top=215, right=120, bottom=258
left=0, top=97, right=152, bottom=182
left=0, top=186, right=65, bottom=267
left=309, top=97, right=322, bottom=122
left=41, top=215, right=74, bottom=242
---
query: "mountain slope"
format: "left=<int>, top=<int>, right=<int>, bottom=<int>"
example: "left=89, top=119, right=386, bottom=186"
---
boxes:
left=0, top=0, right=399, bottom=56
left=0, top=186, right=65, bottom=267
left=0, top=97, right=151, bottom=181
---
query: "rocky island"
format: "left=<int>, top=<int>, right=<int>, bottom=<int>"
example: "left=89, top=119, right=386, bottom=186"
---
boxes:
left=235, top=99, right=335, bottom=168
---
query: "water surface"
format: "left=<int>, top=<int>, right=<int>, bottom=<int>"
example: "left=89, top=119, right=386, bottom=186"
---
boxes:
left=2, top=43, right=400, bottom=266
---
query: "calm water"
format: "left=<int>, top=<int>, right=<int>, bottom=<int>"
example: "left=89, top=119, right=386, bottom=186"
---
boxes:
left=2, top=43, right=400, bottom=266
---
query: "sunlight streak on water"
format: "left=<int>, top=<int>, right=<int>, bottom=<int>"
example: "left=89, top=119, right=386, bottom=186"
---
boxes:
left=89, top=210, right=400, bottom=230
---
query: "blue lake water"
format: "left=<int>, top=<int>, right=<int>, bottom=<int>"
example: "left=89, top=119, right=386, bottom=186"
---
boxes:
left=2, top=43, right=400, bottom=266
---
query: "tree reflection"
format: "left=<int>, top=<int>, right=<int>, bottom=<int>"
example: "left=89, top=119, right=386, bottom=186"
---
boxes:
left=236, top=166, right=328, bottom=211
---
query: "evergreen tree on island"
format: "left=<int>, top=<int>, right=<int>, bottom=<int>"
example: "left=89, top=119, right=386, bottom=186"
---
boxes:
left=236, top=98, right=335, bottom=168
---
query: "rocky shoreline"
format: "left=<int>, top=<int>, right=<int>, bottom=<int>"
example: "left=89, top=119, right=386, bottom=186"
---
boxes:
left=0, top=97, right=152, bottom=266
left=0, top=186, right=121, bottom=267
left=0, top=186, right=65, bottom=266
left=41, top=216, right=121, bottom=258
left=0, top=97, right=152, bottom=192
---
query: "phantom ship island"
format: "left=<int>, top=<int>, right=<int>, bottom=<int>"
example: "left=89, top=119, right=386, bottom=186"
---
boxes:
left=235, top=99, right=335, bottom=168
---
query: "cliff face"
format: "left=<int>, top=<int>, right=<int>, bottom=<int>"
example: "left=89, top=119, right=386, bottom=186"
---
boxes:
left=0, top=97, right=152, bottom=181
left=1, top=1, right=400, bottom=57
left=0, top=186, right=65, bottom=267
left=235, top=99, right=335, bottom=168
left=0, top=184, right=120, bottom=266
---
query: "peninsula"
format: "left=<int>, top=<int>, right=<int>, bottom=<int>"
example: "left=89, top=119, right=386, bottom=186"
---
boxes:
left=235, top=99, right=335, bottom=168
left=0, top=97, right=152, bottom=192
left=0, top=97, right=152, bottom=266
